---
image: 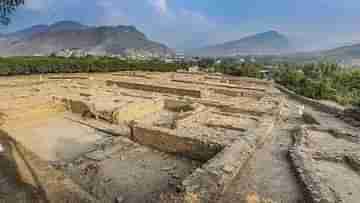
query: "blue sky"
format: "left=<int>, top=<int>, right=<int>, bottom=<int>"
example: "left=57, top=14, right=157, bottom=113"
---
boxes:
left=2, top=0, right=360, bottom=50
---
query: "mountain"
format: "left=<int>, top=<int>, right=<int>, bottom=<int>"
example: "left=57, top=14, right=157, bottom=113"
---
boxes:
left=188, top=31, right=291, bottom=57
left=321, top=43, right=360, bottom=60
left=47, top=21, right=88, bottom=32
left=0, top=21, right=173, bottom=57
left=6, top=24, right=49, bottom=39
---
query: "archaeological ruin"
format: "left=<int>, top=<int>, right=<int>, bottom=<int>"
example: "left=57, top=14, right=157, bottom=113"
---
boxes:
left=0, top=71, right=359, bottom=203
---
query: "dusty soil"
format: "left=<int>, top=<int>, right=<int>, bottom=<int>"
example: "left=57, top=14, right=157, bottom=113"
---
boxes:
left=65, top=136, right=200, bottom=203
left=4, top=114, right=104, bottom=162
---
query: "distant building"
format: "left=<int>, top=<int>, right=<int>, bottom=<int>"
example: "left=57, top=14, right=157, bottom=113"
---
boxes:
left=163, top=52, right=185, bottom=63
left=164, top=58, right=175, bottom=63
left=33, top=53, right=46, bottom=57
left=54, top=48, right=87, bottom=58
left=174, top=52, right=185, bottom=63
left=351, top=59, right=360, bottom=67
left=238, top=58, right=246, bottom=63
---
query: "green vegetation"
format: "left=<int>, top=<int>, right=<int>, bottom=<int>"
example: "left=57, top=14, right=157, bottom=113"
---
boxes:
left=274, top=63, right=360, bottom=106
left=198, top=57, right=263, bottom=78
left=216, top=62, right=262, bottom=78
left=0, top=56, right=185, bottom=75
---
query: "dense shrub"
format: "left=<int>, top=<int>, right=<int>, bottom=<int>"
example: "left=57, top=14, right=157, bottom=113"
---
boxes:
left=0, top=56, right=185, bottom=76
left=213, top=60, right=263, bottom=78
left=274, top=63, right=360, bottom=106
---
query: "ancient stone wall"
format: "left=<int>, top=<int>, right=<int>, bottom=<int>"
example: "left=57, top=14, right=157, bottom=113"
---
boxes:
left=132, top=125, right=223, bottom=162
left=106, top=80, right=202, bottom=98
left=182, top=117, right=276, bottom=203
left=210, top=88, right=264, bottom=99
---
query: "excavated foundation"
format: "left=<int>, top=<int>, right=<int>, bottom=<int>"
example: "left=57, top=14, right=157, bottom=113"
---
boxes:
left=0, top=72, right=284, bottom=203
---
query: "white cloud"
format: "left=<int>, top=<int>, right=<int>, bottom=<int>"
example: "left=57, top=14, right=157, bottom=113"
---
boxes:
left=148, top=0, right=168, bottom=15
left=96, top=0, right=217, bottom=47
left=22, top=0, right=218, bottom=48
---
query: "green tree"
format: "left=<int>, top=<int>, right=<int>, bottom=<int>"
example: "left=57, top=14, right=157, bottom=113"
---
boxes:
left=0, top=0, right=24, bottom=25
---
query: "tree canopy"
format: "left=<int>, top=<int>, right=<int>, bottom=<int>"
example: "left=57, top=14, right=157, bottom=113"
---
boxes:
left=0, top=0, right=24, bottom=25
left=274, top=63, right=360, bottom=106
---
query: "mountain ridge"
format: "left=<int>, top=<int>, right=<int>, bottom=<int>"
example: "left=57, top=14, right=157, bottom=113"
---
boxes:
left=187, top=31, right=291, bottom=57
left=321, top=43, right=360, bottom=59
left=0, top=21, right=173, bottom=57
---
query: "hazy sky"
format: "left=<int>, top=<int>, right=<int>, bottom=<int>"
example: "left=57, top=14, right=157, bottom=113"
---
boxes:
left=2, top=0, right=360, bottom=50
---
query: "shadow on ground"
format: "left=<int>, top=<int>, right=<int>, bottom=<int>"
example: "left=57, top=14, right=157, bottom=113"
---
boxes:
left=0, top=129, right=48, bottom=203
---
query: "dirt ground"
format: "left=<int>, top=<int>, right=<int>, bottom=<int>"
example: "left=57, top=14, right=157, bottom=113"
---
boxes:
left=65, top=137, right=200, bottom=203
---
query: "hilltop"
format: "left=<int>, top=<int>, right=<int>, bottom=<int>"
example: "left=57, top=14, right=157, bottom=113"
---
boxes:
left=187, top=31, right=291, bottom=57
left=0, top=21, right=173, bottom=57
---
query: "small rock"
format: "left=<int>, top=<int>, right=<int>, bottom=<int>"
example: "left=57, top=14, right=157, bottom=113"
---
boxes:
left=168, top=179, right=177, bottom=187
left=171, top=174, right=180, bottom=179
left=161, top=165, right=177, bottom=172
left=104, top=178, right=112, bottom=183
left=223, top=165, right=234, bottom=173
left=115, top=196, right=124, bottom=203
left=80, top=93, right=92, bottom=97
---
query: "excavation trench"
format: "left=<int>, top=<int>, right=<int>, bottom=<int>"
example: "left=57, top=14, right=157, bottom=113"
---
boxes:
left=0, top=104, right=205, bottom=203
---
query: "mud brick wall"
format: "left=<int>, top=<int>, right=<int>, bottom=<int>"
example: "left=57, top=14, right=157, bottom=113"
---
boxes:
left=112, top=72, right=152, bottom=79
left=172, top=78, right=267, bottom=93
left=106, top=80, right=202, bottom=98
left=48, top=76, right=89, bottom=80
left=226, top=76, right=272, bottom=86
left=61, top=98, right=92, bottom=115
left=219, top=106, right=265, bottom=117
left=164, top=99, right=193, bottom=111
left=182, top=117, right=276, bottom=203
left=210, top=88, right=264, bottom=99
left=132, top=125, right=223, bottom=162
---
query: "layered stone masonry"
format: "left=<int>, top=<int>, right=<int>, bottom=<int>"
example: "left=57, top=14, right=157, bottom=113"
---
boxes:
left=106, top=80, right=202, bottom=98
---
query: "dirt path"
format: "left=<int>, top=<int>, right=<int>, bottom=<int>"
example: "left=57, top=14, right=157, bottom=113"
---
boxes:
left=218, top=99, right=306, bottom=203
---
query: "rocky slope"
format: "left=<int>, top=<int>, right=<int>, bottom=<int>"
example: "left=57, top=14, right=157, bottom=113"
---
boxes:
left=321, top=43, right=360, bottom=60
left=188, top=31, right=291, bottom=57
left=0, top=21, right=173, bottom=57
